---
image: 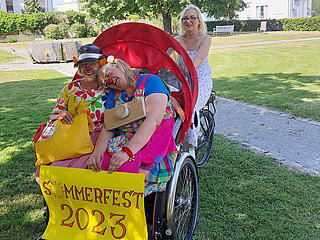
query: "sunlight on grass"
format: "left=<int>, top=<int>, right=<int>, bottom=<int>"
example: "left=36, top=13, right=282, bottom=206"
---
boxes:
left=0, top=142, right=32, bottom=164
left=0, top=69, right=65, bottom=83
left=0, top=107, right=12, bottom=112
left=211, top=40, right=320, bottom=120
left=0, top=49, right=23, bottom=64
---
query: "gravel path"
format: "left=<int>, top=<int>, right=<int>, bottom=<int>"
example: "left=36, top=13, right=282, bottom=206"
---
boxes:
left=1, top=38, right=319, bottom=175
left=215, top=97, right=320, bottom=176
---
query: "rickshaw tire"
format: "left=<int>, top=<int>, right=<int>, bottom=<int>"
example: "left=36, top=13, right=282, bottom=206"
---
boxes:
left=166, top=156, right=199, bottom=240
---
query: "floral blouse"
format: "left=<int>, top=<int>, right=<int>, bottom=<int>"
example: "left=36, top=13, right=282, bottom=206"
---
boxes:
left=52, top=79, right=108, bottom=132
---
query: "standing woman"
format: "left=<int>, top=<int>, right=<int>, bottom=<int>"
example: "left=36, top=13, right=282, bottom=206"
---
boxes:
left=175, top=4, right=212, bottom=158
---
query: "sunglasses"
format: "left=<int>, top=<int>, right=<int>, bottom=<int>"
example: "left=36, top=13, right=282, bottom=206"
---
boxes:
left=181, top=16, right=199, bottom=22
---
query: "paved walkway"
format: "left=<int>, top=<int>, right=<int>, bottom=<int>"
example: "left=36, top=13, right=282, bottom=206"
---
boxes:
left=1, top=38, right=319, bottom=175
left=215, top=97, right=320, bottom=176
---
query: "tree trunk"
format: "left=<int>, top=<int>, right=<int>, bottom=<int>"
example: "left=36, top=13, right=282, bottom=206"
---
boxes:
left=162, top=12, right=172, bottom=34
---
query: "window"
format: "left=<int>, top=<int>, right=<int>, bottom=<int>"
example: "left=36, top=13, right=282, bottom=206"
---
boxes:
left=257, top=5, right=268, bottom=19
left=6, top=0, right=13, bottom=13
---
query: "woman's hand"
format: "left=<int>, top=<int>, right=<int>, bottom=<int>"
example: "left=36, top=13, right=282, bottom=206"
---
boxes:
left=171, top=97, right=185, bottom=122
left=57, top=111, right=74, bottom=124
left=108, top=151, right=129, bottom=174
left=87, top=152, right=104, bottom=172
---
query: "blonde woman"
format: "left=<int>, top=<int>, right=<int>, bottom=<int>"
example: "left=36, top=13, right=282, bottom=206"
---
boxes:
left=175, top=4, right=213, bottom=158
left=88, top=58, right=177, bottom=196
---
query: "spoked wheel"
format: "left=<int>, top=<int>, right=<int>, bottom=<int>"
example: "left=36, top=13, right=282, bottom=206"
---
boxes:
left=167, top=157, right=199, bottom=240
left=195, top=108, right=215, bottom=167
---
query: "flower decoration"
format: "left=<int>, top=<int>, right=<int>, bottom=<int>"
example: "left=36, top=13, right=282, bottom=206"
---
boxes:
left=98, top=58, right=108, bottom=67
left=107, top=55, right=115, bottom=63
left=73, top=56, right=79, bottom=64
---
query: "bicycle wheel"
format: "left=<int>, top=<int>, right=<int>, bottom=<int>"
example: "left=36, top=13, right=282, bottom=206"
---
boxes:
left=195, top=109, right=215, bottom=167
left=168, top=157, right=199, bottom=240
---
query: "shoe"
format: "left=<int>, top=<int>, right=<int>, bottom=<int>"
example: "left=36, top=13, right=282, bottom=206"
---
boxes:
left=189, top=148, right=195, bottom=159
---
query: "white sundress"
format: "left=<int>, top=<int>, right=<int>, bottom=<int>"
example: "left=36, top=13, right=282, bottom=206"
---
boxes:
left=187, top=50, right=213, bottom=147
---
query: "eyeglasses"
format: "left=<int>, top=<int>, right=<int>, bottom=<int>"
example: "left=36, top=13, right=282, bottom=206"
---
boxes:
left=181, top=16, right=199, bottom=22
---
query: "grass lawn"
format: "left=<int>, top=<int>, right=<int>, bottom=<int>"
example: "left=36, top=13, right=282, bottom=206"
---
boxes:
left=210, top=31, right=320, bottom=47
left=210, top=40, right=320, bottom=121
left=0, top=49, right=23, bottom=63
left=1, top=70, right=320, bottom=239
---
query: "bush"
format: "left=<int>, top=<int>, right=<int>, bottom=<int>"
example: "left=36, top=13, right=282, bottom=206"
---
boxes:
left=66, top=11, right=86, bottom=25
left=70, top=23, right=87, bottom=38
left=6, top=37, right=17, bottom=43
left=86, top=24, right=97, bottom=37
left=44, top=24, right=63, bottom=39
left=280, top=17, right=320, bottom=31
left=59, top=22, right=70, bottom=38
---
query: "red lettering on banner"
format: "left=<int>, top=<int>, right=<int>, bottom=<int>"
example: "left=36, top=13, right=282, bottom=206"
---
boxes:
left=132, top=192, right=143, bottom=209
left=110, top=213, right=127, bottom=239
left=64, top=184, right=75, bottom=199
left=60, top=204, right=75, bottom=227
left=85, top=187, right=93, bottom=202
left=122, top=191, right=133, bottom=208
left=42, top=181, right=52, bottom=195
left=112, top=190, right=120, bottom=207
left=75, top=186, right=85, bottom=201
left=75, top=208, right=89, bottom=230
left=94, top=188, right=103, bottom=203
left=91, top=209, right=107, bottom=235
left=104, top=189, right=112, bottom=204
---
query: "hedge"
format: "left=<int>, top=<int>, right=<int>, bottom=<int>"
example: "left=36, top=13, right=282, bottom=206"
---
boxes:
left=0, top=10, right=58, bottom=34
left=205, top=19, right=280, bottom=32
left=205, top=17, right=320, bottom=32
left=280, top=17, right=320, bottom=31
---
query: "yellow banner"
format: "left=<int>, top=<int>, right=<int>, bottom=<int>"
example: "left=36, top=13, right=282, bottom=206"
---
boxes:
left=39, top=166, right=147, bottom=240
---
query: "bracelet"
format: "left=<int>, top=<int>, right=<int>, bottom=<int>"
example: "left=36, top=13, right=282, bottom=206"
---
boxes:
left=121, top=146, right=134, bottom=162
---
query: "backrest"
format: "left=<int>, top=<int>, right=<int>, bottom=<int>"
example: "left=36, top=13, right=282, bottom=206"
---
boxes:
left=261, top=21, right=267, bottom=31
left=86, top=23, right=198, bottom=144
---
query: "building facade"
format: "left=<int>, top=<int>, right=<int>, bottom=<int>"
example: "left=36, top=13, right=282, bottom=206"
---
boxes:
left=0, top=0, right=53, bottom=14
left=238, top=0, right=312, bottom=20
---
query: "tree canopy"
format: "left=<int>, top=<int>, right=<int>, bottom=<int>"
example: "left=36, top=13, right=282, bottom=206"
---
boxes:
left=79, top=0, right=246, bottom=33
left=312, top=0, right=320, bottom=17
left=24, top=0, right=44, bottom=14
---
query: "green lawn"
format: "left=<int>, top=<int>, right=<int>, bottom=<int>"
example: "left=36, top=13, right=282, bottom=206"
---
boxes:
left=210, top=40, right=320, bottom=121
left=0, top=49, right=23, bottom=63
left=1, top=70, right=320, bottom=239
left=210, top=31, right=320, bottom=47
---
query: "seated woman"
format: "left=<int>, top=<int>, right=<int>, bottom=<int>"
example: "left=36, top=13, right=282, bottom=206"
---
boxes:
left=87, top=57, right=177, bottom=196
left=35, top=44, right=108, bottom=182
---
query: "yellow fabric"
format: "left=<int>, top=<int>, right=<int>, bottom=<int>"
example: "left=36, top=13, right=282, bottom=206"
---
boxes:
left=40, top=166, right=147, bottom=240
left=35, top=95, right=94, bottom=167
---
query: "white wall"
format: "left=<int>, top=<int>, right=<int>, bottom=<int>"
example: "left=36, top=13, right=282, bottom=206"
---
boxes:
left=237, top=0, right=312, bottom=20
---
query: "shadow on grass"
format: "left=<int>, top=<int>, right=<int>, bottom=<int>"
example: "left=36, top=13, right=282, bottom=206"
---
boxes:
left=214, top=72, right=320, bottom=120
left=0, top=76, right=68, bottom=239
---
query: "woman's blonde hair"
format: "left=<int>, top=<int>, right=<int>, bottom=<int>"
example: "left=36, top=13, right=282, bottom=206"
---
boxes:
left=100, top=58, right=136, bottom=86
left=179, top=4, right=207, bottom=36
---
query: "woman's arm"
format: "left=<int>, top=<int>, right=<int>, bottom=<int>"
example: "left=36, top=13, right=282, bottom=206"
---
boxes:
left=192, top=35, right=212, bottom=68
left=108, top=93, right=168, bottom=173
left=87, top=126, right=114, bottom=172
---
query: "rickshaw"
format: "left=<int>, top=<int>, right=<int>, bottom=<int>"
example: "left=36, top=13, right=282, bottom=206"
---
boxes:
left=38, top=22, right=216, bottom=240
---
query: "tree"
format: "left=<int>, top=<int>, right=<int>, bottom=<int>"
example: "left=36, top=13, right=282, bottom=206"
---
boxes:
left=312, top=0, right=320, bottom=17
left=24, top=0, right=44, bottom=14
left=79, top=0, right=246, bottom=34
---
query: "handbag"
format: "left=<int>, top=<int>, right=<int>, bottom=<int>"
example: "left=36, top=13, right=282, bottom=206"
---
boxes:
left=104, top=97, right=146, bottom=130
left=34, top=95, right=94, bottom=167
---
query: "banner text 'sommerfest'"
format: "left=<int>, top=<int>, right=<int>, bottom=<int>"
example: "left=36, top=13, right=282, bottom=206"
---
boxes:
left=40, top=166, right=147, bottom=240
